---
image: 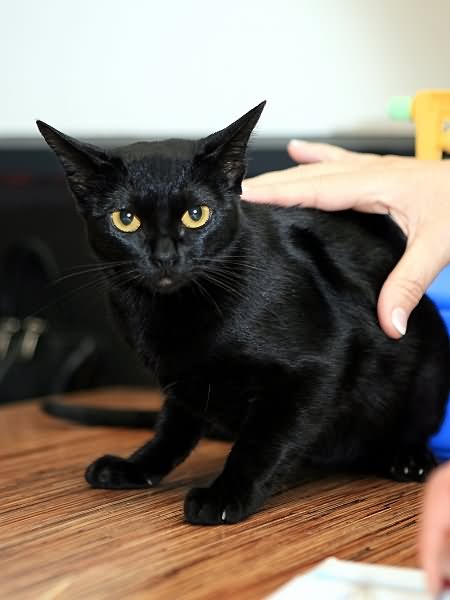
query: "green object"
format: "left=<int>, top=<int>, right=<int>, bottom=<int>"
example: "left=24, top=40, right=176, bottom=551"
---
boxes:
left=387, top=96, right=413, bottom=122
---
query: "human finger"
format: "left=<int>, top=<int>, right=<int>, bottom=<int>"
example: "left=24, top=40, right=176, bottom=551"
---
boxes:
left=287, top=139, right=374, bottom=164
left=419, top=466, right=450, bottom=595
left=377, top=233, right=450, bottom=338
left=242, top=170, right=386, bottom=211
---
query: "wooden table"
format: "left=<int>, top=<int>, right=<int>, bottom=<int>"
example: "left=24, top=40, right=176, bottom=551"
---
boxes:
left=0, top=388, right=425, bottom=599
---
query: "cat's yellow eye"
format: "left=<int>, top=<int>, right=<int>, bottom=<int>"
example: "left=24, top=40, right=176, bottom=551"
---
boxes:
left=111, top=210, right=141, bottom=233
left=181, top=206, right=211, bottom=229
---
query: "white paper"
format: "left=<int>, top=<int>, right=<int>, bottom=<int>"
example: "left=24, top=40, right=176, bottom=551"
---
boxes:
left=267, top=558, right=450, bottom=600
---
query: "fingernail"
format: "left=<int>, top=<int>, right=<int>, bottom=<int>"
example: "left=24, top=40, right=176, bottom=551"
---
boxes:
left=241, top=187, right=263, bottom=201
left=392, top=307, right=408, bottom=336
left=240, top=185, right=251, bottom=199
left=240, top=184, right=250, bottom=198
left=289, top=139, right=307, bottom=147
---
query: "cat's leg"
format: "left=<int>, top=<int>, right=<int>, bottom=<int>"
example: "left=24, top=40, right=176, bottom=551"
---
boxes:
left=184, top=394, right=315, bottom=525
left=382, top=342, right=448, bottom=484
left=85, top=398, right=204, bottom=489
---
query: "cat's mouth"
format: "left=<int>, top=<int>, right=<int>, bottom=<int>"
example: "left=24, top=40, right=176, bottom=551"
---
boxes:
left=143, top=266, right=190, bottom=294
left=157, top=277, right=173, bottom=288
left=151, top=273, right=187, bottom=294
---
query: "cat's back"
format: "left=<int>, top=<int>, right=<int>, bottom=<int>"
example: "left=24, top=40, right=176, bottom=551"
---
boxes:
left=236, top=201, right=448, bottom=404
left=241, top=202, right=405, bottom=293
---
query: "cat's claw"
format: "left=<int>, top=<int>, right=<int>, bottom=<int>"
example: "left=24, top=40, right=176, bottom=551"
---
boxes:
left=184, top=484, right=262, bottom=525
left=85, top=454, right=156, bottom=489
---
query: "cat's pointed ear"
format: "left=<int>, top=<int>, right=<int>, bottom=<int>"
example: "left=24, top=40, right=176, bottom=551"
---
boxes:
left=196, top=101, right=266, bottom=190
left=36, top=120, right=114, bottom=200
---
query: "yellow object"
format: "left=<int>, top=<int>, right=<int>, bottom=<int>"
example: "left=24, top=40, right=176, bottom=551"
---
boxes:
left=111, top=210, right=142, bottom=233
left=389, top=90, right=450, bottom=159
left=181, top=206, right=211, bottom=229
left=413, top=90, right=450, bottom=159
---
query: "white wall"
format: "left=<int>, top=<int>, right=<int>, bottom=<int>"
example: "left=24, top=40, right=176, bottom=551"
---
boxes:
left=2, top=0, right=450, bottom=138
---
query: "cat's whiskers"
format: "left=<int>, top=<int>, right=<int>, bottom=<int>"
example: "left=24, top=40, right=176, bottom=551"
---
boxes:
left=197, top=270, right=248, bottom=303
left=62, top=258, right=134, bottom=272
left=31, top=271, right=115, bottom=317
left=201, top=262, right=250, bottom=283
left=192, top=278, right=224, bottom=319
left=32, top=263, right=141, bottom=317
left=205, top=267, right=254, bottom=284
left=195, top=256, right=266, bottom=275
left=53, top=259, right=135, bottom=285
left=108, top=269, right=146, bottom=290
left=197, top=264, right=281, bottom=322
left=197, top=255, right=300, bottom=281
left=204, top=269, right=248, bottom=289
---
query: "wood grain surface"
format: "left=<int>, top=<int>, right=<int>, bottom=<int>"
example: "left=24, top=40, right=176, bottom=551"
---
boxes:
left=0, top=388, right=426, bottom=599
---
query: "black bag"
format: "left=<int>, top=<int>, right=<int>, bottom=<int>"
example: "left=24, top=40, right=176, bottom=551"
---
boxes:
left=0, top=240, right=100, bottom=404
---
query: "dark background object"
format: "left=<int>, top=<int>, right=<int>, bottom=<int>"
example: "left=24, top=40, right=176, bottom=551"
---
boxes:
left=0, top=240, right=102, bottom=402
left=0, top=136, right=415, bottom=397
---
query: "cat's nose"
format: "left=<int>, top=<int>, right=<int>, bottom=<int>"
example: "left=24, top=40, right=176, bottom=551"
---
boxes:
left=153, top=237, right=178, bottom=267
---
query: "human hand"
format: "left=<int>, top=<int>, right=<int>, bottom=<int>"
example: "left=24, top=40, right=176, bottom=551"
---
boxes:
left=419, top=462, right=450, bottom=595
left=242, top=141, right=450, bottom=339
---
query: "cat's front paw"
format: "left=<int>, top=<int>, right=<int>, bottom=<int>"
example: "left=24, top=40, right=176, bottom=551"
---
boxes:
left=85, top=454, right=157, bottom=489
left=184, top=483, right=263, bottom=525
left=386, top=448, right=437, bottom=483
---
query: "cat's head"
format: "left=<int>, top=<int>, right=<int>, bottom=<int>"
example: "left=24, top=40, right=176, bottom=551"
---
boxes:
left=36, top=102, right=265, bottom=294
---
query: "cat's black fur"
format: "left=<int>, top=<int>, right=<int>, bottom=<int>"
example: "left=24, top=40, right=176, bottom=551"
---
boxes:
left=37, top=103, right=450, bottom=525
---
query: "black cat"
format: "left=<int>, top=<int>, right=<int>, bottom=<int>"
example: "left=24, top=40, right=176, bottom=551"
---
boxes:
left=37, top=102, right=450, bottom=525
